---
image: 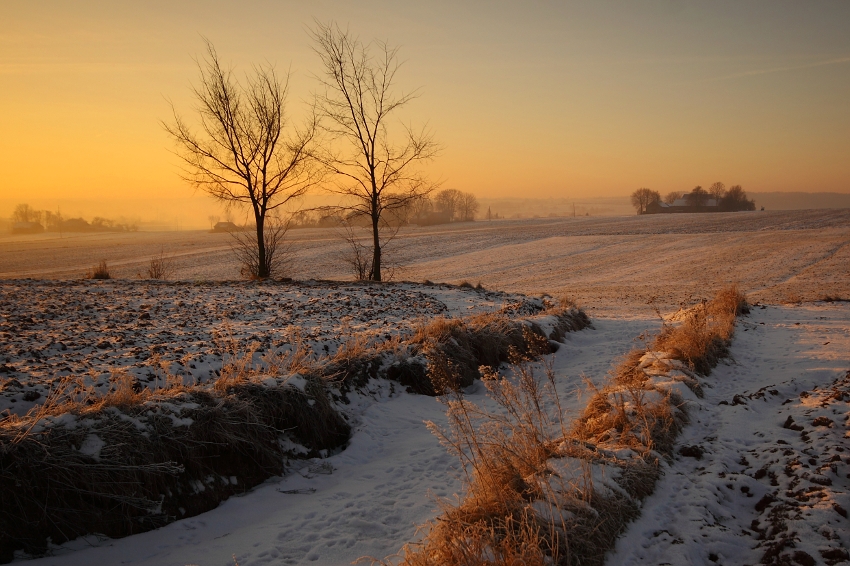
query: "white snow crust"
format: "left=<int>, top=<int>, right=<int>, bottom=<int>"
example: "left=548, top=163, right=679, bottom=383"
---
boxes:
left=608, top=303, right=850, bottom=566
left=18, top=316, right=655, bottom=565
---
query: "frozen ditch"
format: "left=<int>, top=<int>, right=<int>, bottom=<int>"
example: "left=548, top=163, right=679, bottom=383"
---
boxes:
left=4, top=305, right=658, bottom=565
left=609, top=302, right=850, bottom=566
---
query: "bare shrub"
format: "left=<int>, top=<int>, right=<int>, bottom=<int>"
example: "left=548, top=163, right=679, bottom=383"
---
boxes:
left=86, top=260, right=111, bottom=280
left=140, top=250, right=175, bottom=280
left=231, top=215, right=292, bottom=280
left=338, top=221, right=373, bottom=281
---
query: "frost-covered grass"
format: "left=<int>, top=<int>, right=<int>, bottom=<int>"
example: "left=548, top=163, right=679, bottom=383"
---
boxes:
left=392, top=287, right=745, bottom=566
left=0, top=282, right=590, bottom=563
left=0, top=280, right=543, bottom=416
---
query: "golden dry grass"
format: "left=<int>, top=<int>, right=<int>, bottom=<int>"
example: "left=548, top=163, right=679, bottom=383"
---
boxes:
left=85, top=259, right=111, bottom=279
left=389, top=286, right=746, bottom=566
left=0, top=290, right=592, bottom=561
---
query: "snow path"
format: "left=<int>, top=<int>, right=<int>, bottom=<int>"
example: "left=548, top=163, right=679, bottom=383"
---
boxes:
left=21, top=317, right=656, bottom=566
left=608, top=303, right=850, bottom=566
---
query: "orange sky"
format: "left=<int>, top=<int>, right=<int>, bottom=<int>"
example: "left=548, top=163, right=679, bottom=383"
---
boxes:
left=1, top=1, right=849, bottom=224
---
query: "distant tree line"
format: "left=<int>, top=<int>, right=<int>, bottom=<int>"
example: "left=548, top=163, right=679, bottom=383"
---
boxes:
left=281, top=188, right=480, bottom=229
left=9, top=204, right=139, bottom=233
left=631, top=182, right=756, bottom=214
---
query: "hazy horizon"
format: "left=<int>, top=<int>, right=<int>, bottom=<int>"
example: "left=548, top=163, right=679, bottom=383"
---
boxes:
left=3, top=191, right=849, bottom=232
left=1, top=1, right=849, bottom=213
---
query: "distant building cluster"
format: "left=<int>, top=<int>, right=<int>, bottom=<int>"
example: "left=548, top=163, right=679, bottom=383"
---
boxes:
left=632, top=184, right=757, bottom=215
left=8, top=203, right=139, bottom=234
left=645, top=194, right=722, bottom=214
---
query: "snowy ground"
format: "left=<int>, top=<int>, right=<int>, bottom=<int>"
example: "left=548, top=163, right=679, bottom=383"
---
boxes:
left=0, top=280, right=541, bottom=416
left=2, top=212, right=849, bottom=565
left=17, top=303, right=848, bottom=566
left=18, top=314, right=656, bottom=566
left=609, top=302, right=850, bottom=566
left=2, top=209, right=848, bottom=315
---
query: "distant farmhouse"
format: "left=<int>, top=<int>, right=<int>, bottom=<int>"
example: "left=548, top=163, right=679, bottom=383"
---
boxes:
left=11, top=221, right=44, bottom=234
left=646, top=193, right=720, bottom=214
left=644, top=186, right=756, bottom=214
left=212, top=221, right=241, bottom=232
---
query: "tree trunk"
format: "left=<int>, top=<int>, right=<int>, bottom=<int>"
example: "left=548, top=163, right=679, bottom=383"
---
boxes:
left=370, top=211, right=381, bottom=281
left=255, top=210, right=267, bottom=279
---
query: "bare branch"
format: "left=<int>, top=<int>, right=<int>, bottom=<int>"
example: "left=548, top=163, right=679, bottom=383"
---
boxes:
left=164, top=41, right=319, bottom=278
left=311, top=21, right=440, bottom=281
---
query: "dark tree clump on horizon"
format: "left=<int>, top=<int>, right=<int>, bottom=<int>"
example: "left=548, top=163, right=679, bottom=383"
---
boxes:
left=630, top=187, right=661, bottom=214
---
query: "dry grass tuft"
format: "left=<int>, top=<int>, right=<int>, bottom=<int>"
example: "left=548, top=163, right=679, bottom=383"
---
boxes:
left=139, top=250, right=175, bottom=280
left=86, top=259, right=111, bottom=280
left=386, top=286, right=746, bottom=566
left=653, top=284, right=746, bottom=376
left=405, top=307, right=585, bottom=396
left=0, top=354, right=349, bottom=560
left=387, top=358, right=651, bottom=566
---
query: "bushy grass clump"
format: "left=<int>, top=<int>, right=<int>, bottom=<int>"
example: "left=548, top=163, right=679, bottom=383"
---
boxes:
left=86, top=259, right=111, bottom=280
left=390, top=286, right=746, bottom=566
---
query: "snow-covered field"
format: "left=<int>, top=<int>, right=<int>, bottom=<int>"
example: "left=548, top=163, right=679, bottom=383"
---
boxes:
left=0, top=280, right=540, bottom=416
left=1, top=211, right=849, bottom=565
left=610, top=302, right=850, bottom=566
left=2, top=209, right=848, bottom=315
left=16, top=314, right=653, bottom=566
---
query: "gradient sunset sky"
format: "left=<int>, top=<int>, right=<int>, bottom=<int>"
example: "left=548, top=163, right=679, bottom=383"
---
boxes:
left=1, top=1, right=849, bottom=220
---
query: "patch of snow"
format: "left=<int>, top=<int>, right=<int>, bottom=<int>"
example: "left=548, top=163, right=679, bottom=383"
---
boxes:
left=77, top=434, right=105, bottom=461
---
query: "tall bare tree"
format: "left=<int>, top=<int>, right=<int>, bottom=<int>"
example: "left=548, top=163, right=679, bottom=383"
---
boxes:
left=664, top=191, right=683, bottom=205
left=630, top=188, right=661, bottom=214
left=311, top=22, right=439, bottom=281
left=708, top=181, right=726, bottom=202
left=457, top=192, right=480, bottom=222
left=434, top=189, right=462, bottom=221
left=164, top=40, right=319, bottom=279
left=11, top=204, right=39, bottom=224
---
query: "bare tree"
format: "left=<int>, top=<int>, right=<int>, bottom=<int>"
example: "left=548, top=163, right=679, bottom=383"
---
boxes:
left=708, top=181, right=726, bottom=203
left=404, top=194, right=433, bottom=223
left=12, top=204, right=39, bottom=224
left=311, top=22, right=439, bottom=281
left=720, top=185, right=756, bottom=211
left=687, top=186, right=709, bottom=208
left=164, top=40, right=319, bottom=279
left=630, top=188, right=661, bottom=214
left=457, top=192, right=480, bottom=222
left=664, top=191, right=682, bottom=205
left=434, top=189, right=462, bottom=221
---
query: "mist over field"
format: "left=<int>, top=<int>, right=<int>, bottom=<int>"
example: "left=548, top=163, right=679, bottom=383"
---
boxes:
left=3, top=192, right=849, bottom=234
